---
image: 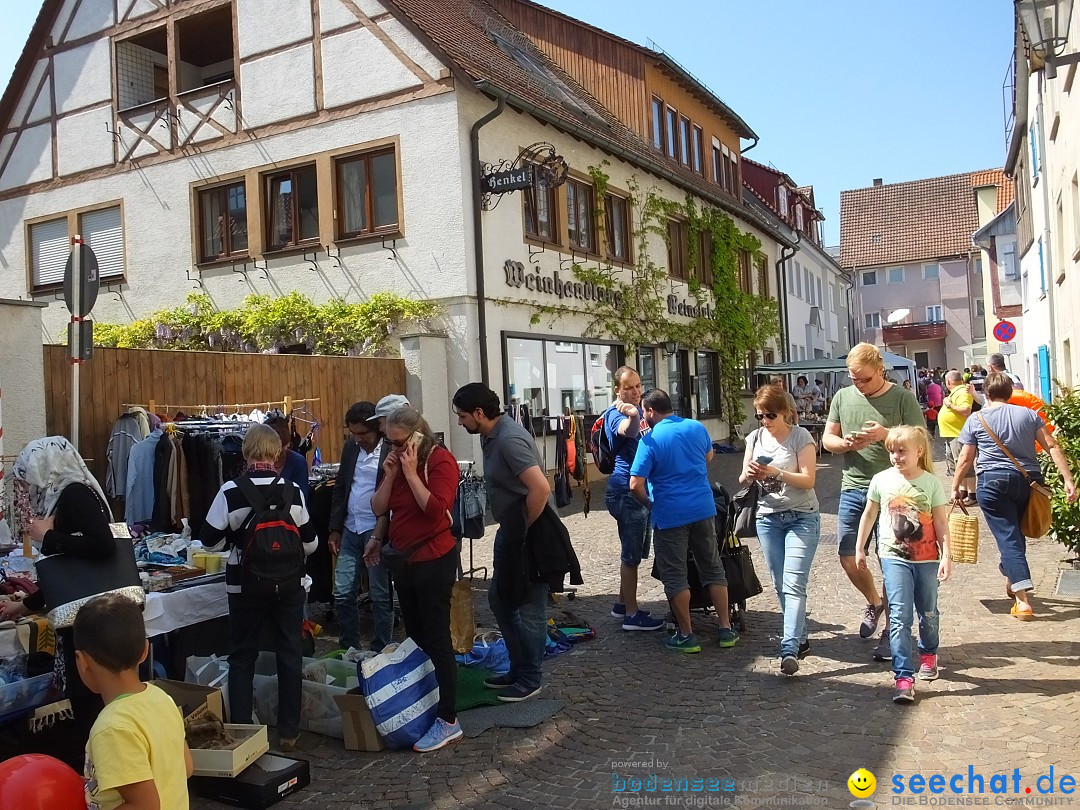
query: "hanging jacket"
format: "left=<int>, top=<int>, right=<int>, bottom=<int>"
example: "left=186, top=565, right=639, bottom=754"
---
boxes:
left=106, top=413, right=143, bottom=500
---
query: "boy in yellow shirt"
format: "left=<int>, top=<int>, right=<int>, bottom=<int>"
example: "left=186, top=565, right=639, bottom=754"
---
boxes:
left=74, top=593, right=193, bottom=810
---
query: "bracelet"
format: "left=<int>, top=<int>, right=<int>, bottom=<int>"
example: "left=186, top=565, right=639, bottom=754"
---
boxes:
left=776, top=469, right=785, bottom=483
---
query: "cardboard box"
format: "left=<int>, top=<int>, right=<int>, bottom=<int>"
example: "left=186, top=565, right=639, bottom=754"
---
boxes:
left=189, top=753, right=310, bottom=809
left=152, top=678, right=225, bottom=723
left=333, top=690, right=385, bottom=752
left=189, top=724, right=269, bottom=779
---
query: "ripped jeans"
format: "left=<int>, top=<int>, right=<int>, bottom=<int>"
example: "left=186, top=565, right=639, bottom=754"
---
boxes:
left=880, top=558, right=940, bottom=680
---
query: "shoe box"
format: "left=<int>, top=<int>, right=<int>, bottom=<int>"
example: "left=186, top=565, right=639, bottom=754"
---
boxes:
left=189, top=753, right=310, bottom=809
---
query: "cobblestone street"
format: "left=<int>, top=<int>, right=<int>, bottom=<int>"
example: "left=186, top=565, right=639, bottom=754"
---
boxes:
left=195, top=450, right=1080, bottom=810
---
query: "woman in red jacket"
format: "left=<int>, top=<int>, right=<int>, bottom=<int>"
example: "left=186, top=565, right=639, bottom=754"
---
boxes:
left=368, top=406, right=462, bottom=752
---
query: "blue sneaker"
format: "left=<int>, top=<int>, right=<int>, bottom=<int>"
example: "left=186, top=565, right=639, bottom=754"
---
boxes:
left=666, top=632, right=701, bottom=653
left=718, top=628, right=739, bottom=648
left=413, top=718, right=463, bottom=752
left=611, top=603, right=626, bottom=618
left=622, top=611, right=665, bottom=631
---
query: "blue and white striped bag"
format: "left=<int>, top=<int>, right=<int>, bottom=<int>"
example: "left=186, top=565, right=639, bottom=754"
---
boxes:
left=359, top=637, right=440, bottom=749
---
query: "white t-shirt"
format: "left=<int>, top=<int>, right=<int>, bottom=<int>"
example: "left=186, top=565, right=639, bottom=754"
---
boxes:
left=744, top=427, right=819, bottom=514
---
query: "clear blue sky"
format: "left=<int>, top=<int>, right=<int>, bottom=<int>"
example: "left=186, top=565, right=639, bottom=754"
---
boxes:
left=0, top=1, right=1014, bottom=244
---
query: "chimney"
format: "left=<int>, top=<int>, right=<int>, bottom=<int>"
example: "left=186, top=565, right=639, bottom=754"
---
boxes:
left=873, top=178, right=883, bottom=187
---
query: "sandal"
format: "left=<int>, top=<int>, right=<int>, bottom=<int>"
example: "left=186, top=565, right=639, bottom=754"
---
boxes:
left=1006, top=579, right=1015, bottom=599
left=1010, top=604, right=1034, bottom=621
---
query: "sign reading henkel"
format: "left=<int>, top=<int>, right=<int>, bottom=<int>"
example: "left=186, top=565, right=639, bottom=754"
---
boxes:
left=482, top=167, right=533, bottom=194
left=503, top=260, right=623, bottom=308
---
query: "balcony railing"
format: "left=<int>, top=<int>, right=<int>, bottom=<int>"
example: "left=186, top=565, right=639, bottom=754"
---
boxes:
left=882, top=320, right=947, bottom=343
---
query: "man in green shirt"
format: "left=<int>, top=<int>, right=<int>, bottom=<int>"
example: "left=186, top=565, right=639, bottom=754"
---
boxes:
left=823, top=343, right=925, bottom=658
left=939, top=370, right=975, bottom=505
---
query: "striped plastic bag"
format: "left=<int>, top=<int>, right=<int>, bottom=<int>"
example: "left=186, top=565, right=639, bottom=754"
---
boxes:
left=359, top=637, right=439, bottom=750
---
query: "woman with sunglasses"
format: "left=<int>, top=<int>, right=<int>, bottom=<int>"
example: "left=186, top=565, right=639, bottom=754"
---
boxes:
left=739, top=386, right=820, bottom=675
left=367, top=406, right=462, bottom=752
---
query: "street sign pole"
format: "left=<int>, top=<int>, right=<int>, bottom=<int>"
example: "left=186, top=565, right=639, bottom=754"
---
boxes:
left=70, top=235, right=82, bottom=452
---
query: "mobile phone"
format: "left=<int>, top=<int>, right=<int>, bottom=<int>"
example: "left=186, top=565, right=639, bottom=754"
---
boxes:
left=408, top=431, right=424, bottom=450
left=846, top=431, right=866, bottom=441
left=755, top=455, right=773, bottom=465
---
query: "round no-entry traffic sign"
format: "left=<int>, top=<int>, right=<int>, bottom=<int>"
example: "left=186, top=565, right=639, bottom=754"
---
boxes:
left=993, top=320, right=1016, bottom=342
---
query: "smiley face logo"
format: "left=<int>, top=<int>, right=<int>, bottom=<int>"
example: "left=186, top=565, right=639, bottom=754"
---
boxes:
left=848, top=768, right=876, bottom=798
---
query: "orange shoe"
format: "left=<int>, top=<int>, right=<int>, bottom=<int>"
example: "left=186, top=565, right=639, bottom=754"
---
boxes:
left=1010, top=604, right=1034, bottom=621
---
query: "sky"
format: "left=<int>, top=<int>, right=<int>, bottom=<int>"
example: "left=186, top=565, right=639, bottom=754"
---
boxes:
left=0, top=1, right=1015, bottom=245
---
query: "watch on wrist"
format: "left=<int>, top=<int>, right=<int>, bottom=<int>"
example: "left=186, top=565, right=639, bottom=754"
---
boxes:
left=776, top=469, right=785, bottom=483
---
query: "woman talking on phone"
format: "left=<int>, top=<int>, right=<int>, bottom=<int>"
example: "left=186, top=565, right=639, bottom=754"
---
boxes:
left=739, top=386, right=820, bottom=676
left=366, top=406, right=462, bottom=752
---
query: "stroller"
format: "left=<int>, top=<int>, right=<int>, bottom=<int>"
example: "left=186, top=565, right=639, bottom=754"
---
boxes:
left=649, top=482, right=760, bottom=632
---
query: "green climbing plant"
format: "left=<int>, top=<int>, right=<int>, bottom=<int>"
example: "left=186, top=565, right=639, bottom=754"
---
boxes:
left=91, top=291, right=441, bottom=356
left=1041, top=384, right=1080, bottom=556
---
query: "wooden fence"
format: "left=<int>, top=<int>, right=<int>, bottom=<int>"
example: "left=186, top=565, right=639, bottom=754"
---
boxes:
left=43, top=346, right=406, bottom=487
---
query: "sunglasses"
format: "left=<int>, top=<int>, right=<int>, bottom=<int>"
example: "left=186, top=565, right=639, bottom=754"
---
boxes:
left=755, top=412, right=778, bottom=421
left=389, top=438, right=409, bottom=448
left=849, top=373, right=876, bottom=385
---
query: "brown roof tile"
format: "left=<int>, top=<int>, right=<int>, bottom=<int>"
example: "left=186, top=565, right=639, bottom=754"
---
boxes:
left=839, top=169, right=1011, bottom=269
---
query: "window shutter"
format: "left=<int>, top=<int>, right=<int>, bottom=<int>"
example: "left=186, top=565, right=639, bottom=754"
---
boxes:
left=80, top=206, right=124, bottom=279
left=30, top=218, right=69, bottom=288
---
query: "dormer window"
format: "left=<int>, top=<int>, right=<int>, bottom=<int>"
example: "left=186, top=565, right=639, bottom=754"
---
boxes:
left=778, top=186, right=788, bottom=217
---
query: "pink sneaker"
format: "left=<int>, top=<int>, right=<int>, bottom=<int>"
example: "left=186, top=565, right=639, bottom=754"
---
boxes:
left=893, top=676, right=915, bottom=703
left=918, top=653, right=939, bottom=680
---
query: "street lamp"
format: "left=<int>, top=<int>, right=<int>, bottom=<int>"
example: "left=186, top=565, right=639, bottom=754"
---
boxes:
left=1017, top=0, right=1077, bottom=78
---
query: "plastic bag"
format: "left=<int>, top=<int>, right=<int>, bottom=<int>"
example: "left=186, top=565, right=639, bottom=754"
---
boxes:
left=455, top=632, right=510, bottom=674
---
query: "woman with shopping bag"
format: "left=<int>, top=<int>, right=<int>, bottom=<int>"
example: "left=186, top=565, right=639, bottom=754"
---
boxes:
left=952, top=373, right=1077, bottom=620
left=367, top=406, right=463, bottom=752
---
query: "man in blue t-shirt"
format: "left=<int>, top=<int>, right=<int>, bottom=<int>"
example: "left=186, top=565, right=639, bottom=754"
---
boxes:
left=604, top=367, right=664, bottom=631
left=629, top=389, right=738, bottom=653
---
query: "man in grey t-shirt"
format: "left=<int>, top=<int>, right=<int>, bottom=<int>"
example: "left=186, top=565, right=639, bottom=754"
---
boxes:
left=453, top=383, right=551, bottom=703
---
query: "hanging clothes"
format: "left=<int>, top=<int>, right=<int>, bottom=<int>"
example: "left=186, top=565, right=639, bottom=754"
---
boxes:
left=106, top=413, right=144, bottom=500
left=125, top=428, right=163, bottom=525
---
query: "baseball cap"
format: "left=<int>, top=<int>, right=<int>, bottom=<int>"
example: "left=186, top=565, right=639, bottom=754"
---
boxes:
left=368, top=394, right=410, bottom=421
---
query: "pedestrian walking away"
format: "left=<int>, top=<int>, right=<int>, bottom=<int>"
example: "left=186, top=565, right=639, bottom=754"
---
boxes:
left=952, top=373, right=1077, bottom=621
left=739, top=385, right=821, bottom=676
left=629, top=388, right=738, bottom=654
left=604, top=365, right=664, bottom=632
left=821, top=342, right=925, bottom=659
left=939, top=370, right=976, bottom=505
left=855, top=425, right=951, bottom=704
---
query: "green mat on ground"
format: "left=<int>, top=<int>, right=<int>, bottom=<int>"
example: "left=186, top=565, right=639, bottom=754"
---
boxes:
left=455, top=666, right=502, bottom=712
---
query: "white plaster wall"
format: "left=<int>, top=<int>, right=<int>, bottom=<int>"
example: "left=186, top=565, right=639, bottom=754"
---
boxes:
left=320, top=0, right=359, bottom=32
left=0, top=124, right=52, bottom=192
left=239, top=46, right=316, bottom=129
left=0, top=300, right=48, bottom=500
left=322, top=28, right=419, bottom=108
left=52, top=39, right=112, bottom=115
left=10, top=61, right=48, bottom=128
left=379, top=18, right=444, bottom=80
left=63, top=0, right=116, bottom=43
left=57, top=106, right=115, bottom=175
left=236, top=0, right=313, bottom=55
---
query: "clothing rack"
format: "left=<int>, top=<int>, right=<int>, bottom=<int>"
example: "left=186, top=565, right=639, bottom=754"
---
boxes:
left=457, top=460, right=488, bottom=580
left=121, top=397, right=320, bottom=416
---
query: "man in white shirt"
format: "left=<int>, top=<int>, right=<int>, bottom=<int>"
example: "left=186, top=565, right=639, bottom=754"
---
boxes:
left=328, top=402, right=393, bottom=652
left=988, top=353, right=1024, bottom=391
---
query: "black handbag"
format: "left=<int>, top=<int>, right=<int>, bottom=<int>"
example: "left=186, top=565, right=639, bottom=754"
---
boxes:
left=732, top=430, right=761, bottom=538
left=721, top=534, right=763, bottom=603
left=553, top=416, right=573, bottom=508
left=35, top=536, right=144, bottom=628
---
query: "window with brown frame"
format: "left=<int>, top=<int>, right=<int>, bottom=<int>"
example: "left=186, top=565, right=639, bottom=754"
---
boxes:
left=29, top=204, right=126, bottom=291
left=737, top=249, right=753, bottom=294
left=728, top=152, right=739, bottom=193
left=605, top=193, right=630, bottom=262
left=651, top=97, right=664, bottom=151
left=756, top=255, right=768, bottom=298
left=566, top=178, right=596, bottom=253
left=198, top=181, right=248, bottom=262
left=679, top=116, right=691, bottom=166
left=665, top=106, right=678, bottom=159
left=692, top=126, right=704, bottom=175
left=668, top=219, right=689, bottom=281
left=335, top=148, right=399, bottom=240
left=697, top=228, right=713, bottom=285
left=712, top=143, right=725, bottom=187
left=524, top=166, right=556, bottom=241
left=265, top=165, right=319, bottom=250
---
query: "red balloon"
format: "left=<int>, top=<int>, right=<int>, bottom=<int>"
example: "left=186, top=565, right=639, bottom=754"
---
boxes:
left=0, top=754, right=85, bottom=810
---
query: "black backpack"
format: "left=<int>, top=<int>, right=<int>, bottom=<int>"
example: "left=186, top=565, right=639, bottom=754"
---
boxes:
left=235, top=475, right=305, bottom=593
left=589, top=408, right=617, bottom=475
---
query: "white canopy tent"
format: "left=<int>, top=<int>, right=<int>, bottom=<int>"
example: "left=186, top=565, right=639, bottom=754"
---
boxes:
left=756, top=351, right=918, bottom=389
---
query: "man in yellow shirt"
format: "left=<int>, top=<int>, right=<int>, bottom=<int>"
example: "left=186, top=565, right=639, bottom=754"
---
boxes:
left=939, top=370, right=975, bottom=505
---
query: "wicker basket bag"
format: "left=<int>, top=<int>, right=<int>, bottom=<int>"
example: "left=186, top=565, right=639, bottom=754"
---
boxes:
left=948, top=502, right=979, bottom=564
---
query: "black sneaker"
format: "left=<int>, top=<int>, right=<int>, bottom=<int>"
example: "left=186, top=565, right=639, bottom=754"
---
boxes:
left=497, top=683, right=542, bottom=702
left=872, top=631, right=892, bottom=661
left=780, top=655, right=799, bottom=676
left=484, top=673, right=515, bottom=689
left=797, top=640, right=811, bottom=659
left=859, top=602, right=885, bottom=638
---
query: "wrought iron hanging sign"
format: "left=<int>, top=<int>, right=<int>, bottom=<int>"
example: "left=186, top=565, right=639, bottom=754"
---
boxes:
left=480, top=142, right=568, bottom=210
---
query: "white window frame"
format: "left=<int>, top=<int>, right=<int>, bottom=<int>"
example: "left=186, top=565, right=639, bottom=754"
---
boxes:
left=888, top=267, right=905, bottom=284
left=862, top=270, right=877, bottom=286
left=925, top=305, right=943, bottom=322
left=922, top=263, right=939, bottom=280
left=778, top=185, right=788, bottom=217
left=865, top=313, right=881, bottom=329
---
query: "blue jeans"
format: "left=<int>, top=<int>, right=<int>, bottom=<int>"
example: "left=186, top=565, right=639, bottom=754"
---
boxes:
left=977, top=469, right=1035, bottom=592
left=837, top=488, right=876, bottom=557
left=334, top=528, right=393, bottom=651
left=605, top=489, right=652, bottom=567
left=489, top=528, right=548, bottom=690
left=756, top=510, right=821, bottom=657
left=881, top=558, right=940, bottom=680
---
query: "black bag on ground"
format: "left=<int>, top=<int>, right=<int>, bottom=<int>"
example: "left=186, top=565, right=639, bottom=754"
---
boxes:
left=235, top=475, right=305, bottom=593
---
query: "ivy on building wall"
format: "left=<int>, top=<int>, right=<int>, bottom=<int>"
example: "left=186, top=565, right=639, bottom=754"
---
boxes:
left=496, top=162, right=780, bottom=437
left=92, top=291, right=441, bottom=356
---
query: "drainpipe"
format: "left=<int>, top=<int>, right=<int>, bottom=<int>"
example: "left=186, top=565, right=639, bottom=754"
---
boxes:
left=741, top=135, right=760, bottom=154
left=469, top=87, right=506, bottom=388
left=776, top=243, right=796, bottom=362
left=839, top=268, right=856, bottom=349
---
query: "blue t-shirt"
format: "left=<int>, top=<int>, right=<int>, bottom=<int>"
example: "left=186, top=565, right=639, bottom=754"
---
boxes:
left=281, top=449, right=310, bottom=500
left=604, top=405, right=649, bottom=491
left=629, top=415, right=715, bottom=530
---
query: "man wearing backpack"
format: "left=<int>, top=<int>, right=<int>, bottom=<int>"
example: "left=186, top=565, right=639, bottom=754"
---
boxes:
left=202, top=424, right=318, bottom=752
left=604, top=366, right=664, bottom=631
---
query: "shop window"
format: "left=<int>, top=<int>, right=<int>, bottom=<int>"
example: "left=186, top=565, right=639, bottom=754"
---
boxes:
left=697, top=351, right=720, bottom=417
left=505, top=335, right=620, bottom=421
left=605, top=193, right=630, bottom=262
left=566, top=178, right=596, bottom=253
left=265, top=164, right=319, bottom=250
left=198, top=181, right=248, bottom=262
left=667, top=349, right=689, bottom=416
left=29, top=204, right=125, bottom=291
left=335, top=148, right=399, bottom=240
left=638, top=348, right=656, bottom=392
left=668, top=219, right=689, bottom=280
left=524, top=166, right=556, bottom=241
left=506, top=336, right=546, bottom=417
